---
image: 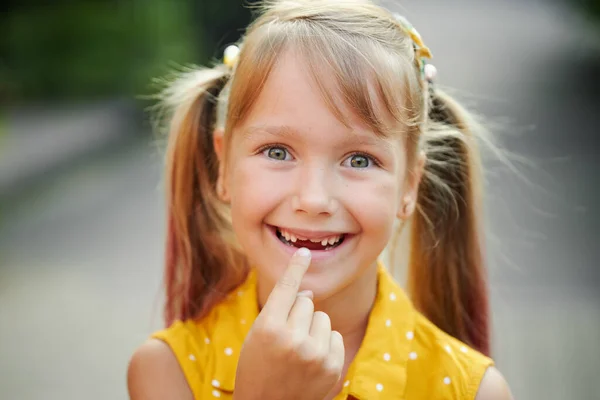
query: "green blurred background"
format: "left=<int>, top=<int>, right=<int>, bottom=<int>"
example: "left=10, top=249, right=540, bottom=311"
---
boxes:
left=1, top=0, right=256, bottom=103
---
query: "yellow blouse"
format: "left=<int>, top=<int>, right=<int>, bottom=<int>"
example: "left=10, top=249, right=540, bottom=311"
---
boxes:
left=152, top=264, right=493, bottom=399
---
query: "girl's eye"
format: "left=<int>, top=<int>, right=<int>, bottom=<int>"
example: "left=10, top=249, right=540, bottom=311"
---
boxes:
left=345, top=153, right=372, bottom=169
left=263, top=146, right=290, bottom=161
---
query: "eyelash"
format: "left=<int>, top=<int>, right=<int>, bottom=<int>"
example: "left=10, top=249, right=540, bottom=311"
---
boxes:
left=256, top=145, right=381, bottom=168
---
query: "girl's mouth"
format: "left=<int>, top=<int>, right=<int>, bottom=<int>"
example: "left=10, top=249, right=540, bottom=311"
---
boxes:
left=274, top=226, right=346, bottom=251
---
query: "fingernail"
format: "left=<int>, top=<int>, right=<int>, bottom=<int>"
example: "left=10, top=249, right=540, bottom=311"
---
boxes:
left=298, top=290, right=313, bottom=298
left=296, top=247, right=311, bottom=258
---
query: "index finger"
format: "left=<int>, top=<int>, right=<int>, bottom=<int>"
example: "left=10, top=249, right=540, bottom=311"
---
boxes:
left=261, top=247, right=312, bottom=320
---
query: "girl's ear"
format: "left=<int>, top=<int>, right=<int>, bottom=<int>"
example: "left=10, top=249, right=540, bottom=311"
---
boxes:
left=213, top=128, right=230, bottom=202
left=397, top=151, right=426, bottom=220
left=213, top=128, right=225, bottom=161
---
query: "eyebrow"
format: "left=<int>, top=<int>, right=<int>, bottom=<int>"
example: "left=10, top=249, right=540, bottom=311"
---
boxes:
left=242, top=125, right=299, bottom=140
left=242, top=124, right=393, bottom=150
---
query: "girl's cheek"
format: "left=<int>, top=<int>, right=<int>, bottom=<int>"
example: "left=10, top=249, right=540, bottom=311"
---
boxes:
left=230, top=160, right=291, bottom=209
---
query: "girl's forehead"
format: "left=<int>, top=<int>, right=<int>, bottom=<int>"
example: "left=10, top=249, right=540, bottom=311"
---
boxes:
left=238, top=49, right=396, bottom=142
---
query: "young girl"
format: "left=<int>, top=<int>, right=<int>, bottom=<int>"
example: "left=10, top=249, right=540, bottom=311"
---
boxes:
left=128, top=1, right=514, bottom=399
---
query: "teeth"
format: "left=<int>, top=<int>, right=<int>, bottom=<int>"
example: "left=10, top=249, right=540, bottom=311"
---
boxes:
left=278, top=228, right=343, bottom=247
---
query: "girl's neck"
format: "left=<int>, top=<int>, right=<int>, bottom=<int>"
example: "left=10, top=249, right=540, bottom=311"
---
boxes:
left=313, top=265, right=378, bottom=346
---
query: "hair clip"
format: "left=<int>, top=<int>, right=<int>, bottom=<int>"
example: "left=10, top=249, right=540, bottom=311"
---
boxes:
left=393, top=14, right=436, bottom=83
left=394, top=14, right=432, bottom=59
left=223, top=45, right=240, bottom=68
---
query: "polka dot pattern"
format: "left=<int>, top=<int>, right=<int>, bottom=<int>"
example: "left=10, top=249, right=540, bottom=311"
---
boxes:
left=151, top=262, right=494, bottom=399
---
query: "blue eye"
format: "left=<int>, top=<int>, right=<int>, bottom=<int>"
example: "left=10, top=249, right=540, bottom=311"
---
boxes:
left=344, top=153, right=372, bottom=168
left=263, top=146, right=290, bottom=161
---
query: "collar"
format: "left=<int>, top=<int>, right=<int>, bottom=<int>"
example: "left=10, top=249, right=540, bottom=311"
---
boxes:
left=209, top=261, right=416, bottom=398
left=342, top=263, right=415, bottom=399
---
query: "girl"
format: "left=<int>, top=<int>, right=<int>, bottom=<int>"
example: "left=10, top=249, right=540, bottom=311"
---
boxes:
left=128, top=1, right=514, bottom=399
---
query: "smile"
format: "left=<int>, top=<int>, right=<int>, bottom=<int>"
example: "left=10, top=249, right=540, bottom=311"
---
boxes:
left=272, top=226, right=347, bottom=251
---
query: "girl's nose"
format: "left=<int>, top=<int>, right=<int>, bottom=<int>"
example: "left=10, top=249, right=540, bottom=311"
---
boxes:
left=291, top=167, right=339, bottom=217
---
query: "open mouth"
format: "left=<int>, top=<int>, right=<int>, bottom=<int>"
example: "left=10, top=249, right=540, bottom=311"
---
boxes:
left=274, top=226, right=346, bottom=251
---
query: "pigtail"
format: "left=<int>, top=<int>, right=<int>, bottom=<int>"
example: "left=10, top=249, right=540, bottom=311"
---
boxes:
left=408, top=89, right=490, bottom=356
left=160, top=66, right=248, bottom=327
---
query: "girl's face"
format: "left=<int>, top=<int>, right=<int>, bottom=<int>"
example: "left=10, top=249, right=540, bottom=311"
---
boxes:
left=221, top=50, right=418, bottom=301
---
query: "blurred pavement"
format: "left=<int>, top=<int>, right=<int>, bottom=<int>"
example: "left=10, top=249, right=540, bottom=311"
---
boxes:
left=1, top=0, right=599, bottom=399
left=0, top=100, right=143, bottom=200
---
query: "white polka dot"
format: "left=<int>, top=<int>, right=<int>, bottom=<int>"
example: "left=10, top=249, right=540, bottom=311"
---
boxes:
left=224, top=347, right=233, bottom=356
left=212, top=389, right=221, bottom=397
left=344, top=380, right=350, bottom=387
left=211, top=379, right=220, bottom=388
left=237, top=291, right=243, bottom=296
left=385, top=319, right=392, bottom=327
left=376, top=383, right=384, bottom=392
left=383, top=353, right=391, bottom=361
left=409, top=351, right=418, bottom=360
left=188, top=354, right=196, bottom=361
left=240, top=319, right=246, bottom=324
left=406, top=331, right=414, bottom=340
left=460, top=346, right=468, bottom=353
left=444, top=345, right=452, bottom=353
left=389, top=293, right=397, bottom=301
left=204, top=337, right=211, bottom=344
left=443, top=377, right=451, bottom=385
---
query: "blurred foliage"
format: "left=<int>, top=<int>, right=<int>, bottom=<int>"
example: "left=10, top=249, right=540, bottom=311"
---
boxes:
left=576, top=0, right=600, bottom=23
left=1, top=0, right=253, bottom=103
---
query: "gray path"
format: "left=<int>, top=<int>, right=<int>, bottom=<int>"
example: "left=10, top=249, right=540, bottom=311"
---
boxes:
left=1, top=1, right=598, bottom=399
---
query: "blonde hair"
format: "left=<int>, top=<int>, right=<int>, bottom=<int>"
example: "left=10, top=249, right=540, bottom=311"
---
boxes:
left=159, top=0, right=490, bottom=356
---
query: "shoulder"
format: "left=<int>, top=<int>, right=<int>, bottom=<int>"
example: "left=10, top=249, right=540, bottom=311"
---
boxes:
left=127, top=339, right=193, bottom=400
left=475, top=367, right=514, bottom=400
left=128, top=319, right=213, bottom=399
left=412, top=311, right=492, bottom=368
left=405, top=312, right=496, bottom=399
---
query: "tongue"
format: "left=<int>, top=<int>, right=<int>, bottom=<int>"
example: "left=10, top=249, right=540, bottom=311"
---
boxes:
left=292, top=239, right=327, bottom=251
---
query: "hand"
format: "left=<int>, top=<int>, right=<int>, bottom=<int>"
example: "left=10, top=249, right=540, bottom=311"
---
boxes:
left=233, top=248, right=345, bottom=400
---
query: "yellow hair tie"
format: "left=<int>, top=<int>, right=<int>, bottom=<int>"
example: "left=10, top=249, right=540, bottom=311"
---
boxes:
left=394, top=14, right=432, bottom=59
left=223, top=45, right=240, bottom=68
